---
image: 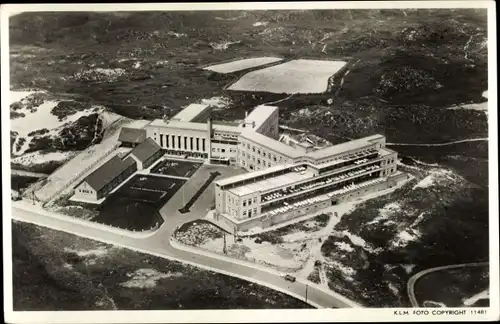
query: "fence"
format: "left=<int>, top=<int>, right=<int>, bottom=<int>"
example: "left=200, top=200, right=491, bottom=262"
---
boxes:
left=42, top=143, right=121, bottom=206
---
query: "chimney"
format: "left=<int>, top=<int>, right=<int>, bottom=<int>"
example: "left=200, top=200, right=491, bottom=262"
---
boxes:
left=245, top=111, right=248, bottom=118
left=207, top=117, right=213, bottom=138
left=207, top=117, right=213, bottom=160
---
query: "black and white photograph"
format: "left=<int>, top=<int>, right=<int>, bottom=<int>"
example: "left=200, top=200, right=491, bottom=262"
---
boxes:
left=2, top=2, right=498, bottom=323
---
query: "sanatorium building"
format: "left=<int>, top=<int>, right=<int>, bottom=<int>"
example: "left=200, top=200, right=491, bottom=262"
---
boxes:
left=77, top=103, right=407, bottom=232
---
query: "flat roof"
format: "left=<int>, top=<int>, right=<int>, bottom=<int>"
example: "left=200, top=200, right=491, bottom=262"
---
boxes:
left=306, top=134, right=385, bottom=160
left=171, top=103, right=210, bottom=122
left=215, top=163, right=295, bottom=187
left=239, top=129, right=302, bottom=158
left=148, top=119, right=241, bottom=134
left=242, top=105, right=278, bottom=130
left=228, top=169, right=315, bottom=196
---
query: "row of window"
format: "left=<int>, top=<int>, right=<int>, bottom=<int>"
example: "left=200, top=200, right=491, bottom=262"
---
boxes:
left=242, top=197, right=258, bottom=207
left=157, top=134, right=206, bottom=152
left=242, top=208, right=258, bottom=218
left=212, top=147, right=236, bottom=153
left=214, top=132, right=238, bottom=139
left=78, top=189, right=93, bottom=194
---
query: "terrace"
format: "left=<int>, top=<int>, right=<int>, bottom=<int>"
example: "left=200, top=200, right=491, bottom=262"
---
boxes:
left=260, top=164, right=382, bottom=211
left=316, top=147, right=380, bottom=174
left=260, top=173, right=385, bottom=217
left=227, top=166, right=314, bottom=196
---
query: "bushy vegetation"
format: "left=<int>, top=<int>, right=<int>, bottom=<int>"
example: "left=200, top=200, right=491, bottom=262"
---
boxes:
left=12, top=221, right=310, bottom=310
left=51, top=100, right=92, bottom=121
left=10, top=10, right=487, bottom=140
left=24, top=113, right=103, bottom=153
left=319, top=168, right=489, bottom=307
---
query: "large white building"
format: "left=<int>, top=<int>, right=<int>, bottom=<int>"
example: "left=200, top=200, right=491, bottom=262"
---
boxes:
left=144, top=103, right=279, bottom=165
left=140, top=103, right=407, bottom=232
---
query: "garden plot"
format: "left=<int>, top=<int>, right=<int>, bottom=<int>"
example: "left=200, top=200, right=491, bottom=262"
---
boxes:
left=228, top=59, right=347, bottom=94
left=93, top=175, right=184, bottom=231
left=203, top=57, right=283, bottom=74
left=150, top=159, right=202, bottom=178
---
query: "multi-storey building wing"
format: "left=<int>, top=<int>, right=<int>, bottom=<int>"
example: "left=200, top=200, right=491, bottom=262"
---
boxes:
left=213, top=132, right=405, bottom=232
left=137, top=102, right=407, bottom=232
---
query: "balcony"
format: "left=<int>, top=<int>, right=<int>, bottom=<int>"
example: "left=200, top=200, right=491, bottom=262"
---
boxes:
left=261, top=163, right=381, bottom=204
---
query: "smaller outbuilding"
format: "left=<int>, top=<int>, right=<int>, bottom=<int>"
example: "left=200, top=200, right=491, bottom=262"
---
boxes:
left=118, top=127, right=147, bottom=147
left=74, top=155, right=137, bottom=202
left=128, top=137, right=163, bottom=170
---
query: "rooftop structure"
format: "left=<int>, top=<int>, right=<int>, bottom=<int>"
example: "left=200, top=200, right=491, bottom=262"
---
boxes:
left=307, top=134, right=385, bottom=160
left=241, top=105, right=278, bottom=131
left=171, top=103, right=211, bottom=122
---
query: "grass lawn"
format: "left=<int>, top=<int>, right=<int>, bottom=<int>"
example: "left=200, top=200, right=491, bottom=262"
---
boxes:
left=150, top=159, right=202, bottom=178
left=93, top=175, right=185, bottom=230
left=12, top=221, right=311, bottom=310
left=413, top=265, right=489, bottom=307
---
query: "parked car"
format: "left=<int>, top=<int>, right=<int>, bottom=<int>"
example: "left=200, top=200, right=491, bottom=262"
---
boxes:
left=284, top=274, right=296, bottom=282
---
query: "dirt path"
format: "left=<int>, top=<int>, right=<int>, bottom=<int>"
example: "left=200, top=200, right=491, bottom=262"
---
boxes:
left=11, top=169, right=48, bottom=178
left=387, top=138, right=488, bottom=147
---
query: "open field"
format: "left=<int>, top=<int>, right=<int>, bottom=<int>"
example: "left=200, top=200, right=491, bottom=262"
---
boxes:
left=150, top=159, right=202, bottom=178
left=203, top=57, right=283, bottom=74
left=94, top=175, right=185, bottom=230
left=228, top=59, right=347, bottom=94
left=12, top=221, right=311, bottom=310
left=413, top=265, right=489, bottom=307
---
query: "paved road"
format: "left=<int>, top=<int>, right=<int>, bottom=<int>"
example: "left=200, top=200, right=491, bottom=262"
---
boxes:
left=11, top=164, right=359, bottom=309
left=407, top=262, right=489, bottom=307
left=12, top=205, right=353, bottom=309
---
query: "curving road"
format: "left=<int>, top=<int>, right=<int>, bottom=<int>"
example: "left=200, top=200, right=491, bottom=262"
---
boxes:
left=11, top=165, right=360, bottom=309
left=387, top=138, right=488, bottom=147
left=407, top=262, right=489, bottom=307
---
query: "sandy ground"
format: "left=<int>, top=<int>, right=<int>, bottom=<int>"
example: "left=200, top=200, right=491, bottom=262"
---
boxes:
left=10, top=90, right=104, bottom=156
left=203, top=57, right=283, bottom=74
left=228, top=59, right=347, bottom=94
left=12, top=151, right=77, bottom=167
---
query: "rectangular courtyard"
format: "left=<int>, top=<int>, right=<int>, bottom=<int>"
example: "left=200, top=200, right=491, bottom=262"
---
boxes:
left=93, top=174, right=186, bottom=231
left=150, top=159, right=202, bottom=178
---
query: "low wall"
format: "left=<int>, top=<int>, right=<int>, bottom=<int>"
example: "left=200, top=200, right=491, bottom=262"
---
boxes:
left=14, top=202, right=159, bottom=239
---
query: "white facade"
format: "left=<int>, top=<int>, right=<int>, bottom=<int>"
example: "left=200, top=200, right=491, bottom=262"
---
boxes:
left=214, top=139, right=401, bottom=231
left=74, top=181, right=98, bottom=201
left=141, top=103, right=404, bottom=231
